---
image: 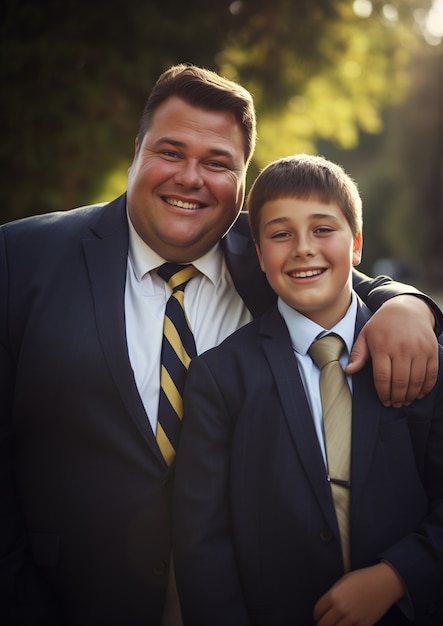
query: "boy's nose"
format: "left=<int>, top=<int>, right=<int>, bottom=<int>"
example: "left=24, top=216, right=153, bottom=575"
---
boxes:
left=293, top=234, right=314, bottom=257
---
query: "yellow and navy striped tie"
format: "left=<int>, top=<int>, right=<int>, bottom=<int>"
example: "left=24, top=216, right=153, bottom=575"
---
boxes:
left=156, top=263, right=199, bottom=465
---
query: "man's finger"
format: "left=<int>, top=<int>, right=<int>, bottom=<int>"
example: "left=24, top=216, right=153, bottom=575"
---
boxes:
left=404, top=354, right=438, bottom=404
left=380, top=358, right=410, bottom=408
left=345, top=329, right=370, bottom=375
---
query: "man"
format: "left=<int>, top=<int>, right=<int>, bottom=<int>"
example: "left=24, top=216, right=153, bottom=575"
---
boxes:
left=0, top=64, right=441, bottom=626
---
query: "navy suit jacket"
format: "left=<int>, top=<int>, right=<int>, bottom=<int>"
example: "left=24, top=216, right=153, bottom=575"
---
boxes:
left=173, top=301, right=443, bottom=626
left=0, top=193, right=441, bottom=625
left=0, top=194, right=275, bottom=626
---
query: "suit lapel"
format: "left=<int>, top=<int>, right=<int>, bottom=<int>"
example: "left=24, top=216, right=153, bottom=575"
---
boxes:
left=82, top=195, right=165, bottom=465
left=260, top=301, right=383, bottom=553
left=258, top=307, right=338, bottom=525
left=349, top=300, right=382, bottom=507
left=350, top=367, right=381, bottom=496
left=222, top=213, right=276, bottom=318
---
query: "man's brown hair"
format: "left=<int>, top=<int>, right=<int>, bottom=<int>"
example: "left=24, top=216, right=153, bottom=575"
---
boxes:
left=138, top=64, right=256, bottom=166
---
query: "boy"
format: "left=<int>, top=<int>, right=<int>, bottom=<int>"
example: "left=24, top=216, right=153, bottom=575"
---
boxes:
left=172, top=155, right=443, bottom=625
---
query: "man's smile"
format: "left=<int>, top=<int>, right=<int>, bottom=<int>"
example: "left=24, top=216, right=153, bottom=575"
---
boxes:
left=164, top=197, right=205, bottom=210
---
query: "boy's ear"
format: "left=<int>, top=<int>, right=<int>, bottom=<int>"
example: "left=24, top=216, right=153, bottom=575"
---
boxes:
left=352, top=231, right=363, bottom=266
left=255, top=242, right=266, bottom=272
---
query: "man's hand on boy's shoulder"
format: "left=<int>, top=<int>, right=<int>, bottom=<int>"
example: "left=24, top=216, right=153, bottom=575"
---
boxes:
left=346, top=295, right=439, bottom=407
left=313, top=562, right=405, bottom=626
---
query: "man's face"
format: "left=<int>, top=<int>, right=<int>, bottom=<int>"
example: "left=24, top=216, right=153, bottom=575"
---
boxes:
left=127, top=96, right=247, bottom=263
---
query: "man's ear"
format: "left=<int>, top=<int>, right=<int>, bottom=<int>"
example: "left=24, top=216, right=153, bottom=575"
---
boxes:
left=352, top=231, right=363, bottom=266
left=128, top=138, right=140, bottom=174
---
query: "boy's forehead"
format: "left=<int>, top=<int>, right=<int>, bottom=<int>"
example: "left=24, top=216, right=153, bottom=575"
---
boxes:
left=258, top=197, right=350, bottom=226
left=261, top=196, right=342, bottom=213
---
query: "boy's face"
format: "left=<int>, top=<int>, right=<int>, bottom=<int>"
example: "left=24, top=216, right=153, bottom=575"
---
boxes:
left=256, top=196, right=362, bottom=329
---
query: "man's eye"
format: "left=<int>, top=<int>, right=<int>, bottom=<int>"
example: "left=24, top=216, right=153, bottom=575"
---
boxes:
left=207, top=161, right=227, bottom=169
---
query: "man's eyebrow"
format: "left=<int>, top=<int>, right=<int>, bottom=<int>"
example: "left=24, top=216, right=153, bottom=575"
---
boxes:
left=153, top=137, right=186, bottom=149
left=153, top=137, right=236, bottom=160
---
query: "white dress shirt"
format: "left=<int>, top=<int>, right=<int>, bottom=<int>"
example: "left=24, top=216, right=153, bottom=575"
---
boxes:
left=278, top=293, right=357, bottom=465
left=124, top=214, right=253, bottom=432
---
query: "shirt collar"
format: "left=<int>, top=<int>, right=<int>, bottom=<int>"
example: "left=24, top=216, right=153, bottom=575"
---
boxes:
left=127, top=211, right=223, bottom=286
left=278, top=292, right=357, bottom=357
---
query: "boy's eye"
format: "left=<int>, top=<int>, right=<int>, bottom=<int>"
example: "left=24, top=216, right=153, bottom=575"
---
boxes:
left=315, top=227, right=334, bottom=234
left=271, top=231, right=291, bottom=239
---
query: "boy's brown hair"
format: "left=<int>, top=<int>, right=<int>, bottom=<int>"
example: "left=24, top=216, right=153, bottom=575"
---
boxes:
left=247, top=154, right=362, bottom=243
left=138, top=64, right=257, bottom=166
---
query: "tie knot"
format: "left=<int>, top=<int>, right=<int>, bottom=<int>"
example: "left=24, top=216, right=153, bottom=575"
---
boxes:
left=157, top=263, right=199, bottom=292
left=308, top=335, right=345, bottom=370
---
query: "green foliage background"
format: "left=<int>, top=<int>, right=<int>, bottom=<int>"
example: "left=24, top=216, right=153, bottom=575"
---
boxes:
left=1, top=0, right=442, bottom=287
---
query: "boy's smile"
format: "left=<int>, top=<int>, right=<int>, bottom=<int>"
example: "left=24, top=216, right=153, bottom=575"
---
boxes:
left=256, top=196, right=362, bottom=328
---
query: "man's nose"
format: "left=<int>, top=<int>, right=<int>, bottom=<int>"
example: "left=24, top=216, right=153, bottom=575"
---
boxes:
left=173, top=161, right=204, bottom=188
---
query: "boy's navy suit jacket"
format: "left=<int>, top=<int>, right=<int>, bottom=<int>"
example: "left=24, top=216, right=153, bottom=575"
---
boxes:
left=174, top=299, right=443, bottom=626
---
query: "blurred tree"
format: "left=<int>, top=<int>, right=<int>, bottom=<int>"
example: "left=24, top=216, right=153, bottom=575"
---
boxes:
left=316, top=40, right=443, bottom=292
left=0, top=0, right=238, bottom=220
left=378, top=52, right=443, bottom=282
left=347, top=48, right=443, bottom=286
left=0, top=0, right=435, bottom=222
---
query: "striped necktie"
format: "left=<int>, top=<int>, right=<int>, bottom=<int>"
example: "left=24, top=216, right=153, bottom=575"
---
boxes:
left=308, top=334, right=352, bottom=572
left=156, top=263, right=199, bottom=465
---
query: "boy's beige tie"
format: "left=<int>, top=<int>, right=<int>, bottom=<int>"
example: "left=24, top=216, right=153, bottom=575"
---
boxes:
left=308, top=334, right=352, bottom=572
left=157, top=263, right=199, bottom=465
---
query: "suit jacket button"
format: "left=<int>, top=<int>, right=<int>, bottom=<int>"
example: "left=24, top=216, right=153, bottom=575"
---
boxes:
left=152, top=560, right=167, bottom=577
left=320, top=529, right=333, bottom=542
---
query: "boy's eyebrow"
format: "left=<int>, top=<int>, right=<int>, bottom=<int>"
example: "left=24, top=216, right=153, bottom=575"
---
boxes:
left=311, top=213, right=342, bottom=222
left=262, top=216, right=291, bottom=228
left=263, top=213, right=342, bottom=227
